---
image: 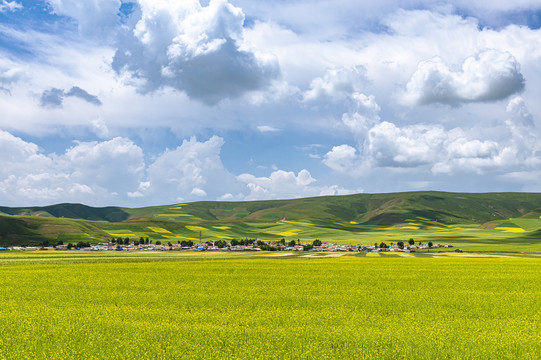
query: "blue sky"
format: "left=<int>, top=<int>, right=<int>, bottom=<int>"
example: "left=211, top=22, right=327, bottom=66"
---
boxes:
left=1, top=0, right=541, bottom=207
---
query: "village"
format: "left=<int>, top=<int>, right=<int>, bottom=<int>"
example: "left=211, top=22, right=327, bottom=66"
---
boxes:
left=3, top=238, right=457, bottom=253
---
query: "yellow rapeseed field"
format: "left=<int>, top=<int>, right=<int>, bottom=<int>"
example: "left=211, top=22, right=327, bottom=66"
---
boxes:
left=186, top=225, right=207, bottom=232
left=277, top=229, right=301, bottom=237
left=106, top=233, right=136, bottom=237
left=147, top=226, right=172, bottom=233
left=495, top=227, right=526, bottom=233
left=365, top=252, right=380, bottom=257
left=0, top=253, right=539, bottom=359
left=156, top=214, right=192, bottom=217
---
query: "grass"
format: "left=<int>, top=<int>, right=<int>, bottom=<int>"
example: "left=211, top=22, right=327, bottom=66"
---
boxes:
left=3, top=191, right=541, bottom=251
left=0, top=252, right=539, bottom=359
left=5, top=213, right=541, bottom=252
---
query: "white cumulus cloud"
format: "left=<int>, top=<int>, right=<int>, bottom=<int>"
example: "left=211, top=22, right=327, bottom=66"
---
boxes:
left=304, top=66, right=367, bottom=104
left=403, top=50, right=525, bottom=106
left=237, top=169, right=315, bottom=200
left=0, top=131, right=145, bottom=206
left=367, top=122, right=446, bottom=167
left=323, top=91, right=541, bottom=177
left=323, top=144, right=360, bottom=174
left=60, top=137, right=144, bottom=195
left=237, top=169, right=354, bottom=200
left=112, top=0, right=280, bottom=105
left=144, top=136, right=242, bottom=203
left=325, top=117, right=535, bottom=176
left=342, top=93, right=381, bottom=143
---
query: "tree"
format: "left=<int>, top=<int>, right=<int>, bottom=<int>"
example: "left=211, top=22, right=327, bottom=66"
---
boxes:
left=155, top=241, right=162, bottom=245
left=288, top=240, right=296, bottom=247
left=215, top=240, right=227, bottom=248
left=124, top=237, right=130, bottom=245
left=280, top=238, right=286, bottom=245
left=313, top=239, right=322, bottom=247
left=428, top=241, right=433, bottom=248
left=181, top=240, right=194, bottom=247
left=408, top=238, right=415, bottom=246
left=379, top=242, right=387, bottom=249
left=145, top=237, right=149, bottom=244
left=231, top=239, right=238, bottom=246
left=397, top=241, right=404, bottom=249
left=67, top=243, right=73, bottom=250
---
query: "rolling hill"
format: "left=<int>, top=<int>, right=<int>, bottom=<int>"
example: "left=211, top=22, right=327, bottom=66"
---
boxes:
left=1, top=191, right=541, bottom=248
left=0, top=203, right=129, bottom=222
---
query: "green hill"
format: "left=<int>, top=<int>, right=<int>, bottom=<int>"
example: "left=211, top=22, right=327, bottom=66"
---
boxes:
left=0, top=215, right=110, bottom=246
left=161, top=191, right=541, bottom=225
left=2, top=191, right=541, bottom=250
left=0, top=203, right=129, bottom=222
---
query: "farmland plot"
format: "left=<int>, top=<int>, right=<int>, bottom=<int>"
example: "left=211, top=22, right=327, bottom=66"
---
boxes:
left=0, top=252, right=539, bottom=359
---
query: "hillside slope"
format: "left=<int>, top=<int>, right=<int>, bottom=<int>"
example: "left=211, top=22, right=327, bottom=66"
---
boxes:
left=0, top=215, right=110, bottom=246
left=173, top=191, right=541, bottom=225
left=0, top=203, right=129, bottom=222
left=2, top=191, right=541, bottom=246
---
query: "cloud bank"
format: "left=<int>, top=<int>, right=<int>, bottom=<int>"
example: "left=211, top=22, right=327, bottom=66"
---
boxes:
left=112, top=0, right=280, bottom=104
left=2, top=2, right=541, bottom=205
left=0, top=131, right=144, bottom=206
left=324, top=95, right=540, bottom=178
left=0, top=130, right=354, bottom=206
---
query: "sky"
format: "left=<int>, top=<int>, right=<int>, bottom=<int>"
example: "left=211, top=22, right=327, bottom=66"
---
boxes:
left=1, top=0, right=541, bottom=207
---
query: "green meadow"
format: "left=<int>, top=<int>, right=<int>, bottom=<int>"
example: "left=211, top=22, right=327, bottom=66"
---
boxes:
left=101, top=213, right=541, bottom=252
left=0, top=252, right=540, bottom=359
left=2, top=191, right=541, bottom=252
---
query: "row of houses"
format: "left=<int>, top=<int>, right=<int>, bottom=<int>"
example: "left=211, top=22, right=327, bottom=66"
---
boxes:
left=4, top=241, right=454, bottom=252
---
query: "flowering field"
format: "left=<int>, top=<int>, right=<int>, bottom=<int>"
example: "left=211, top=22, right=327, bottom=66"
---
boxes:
left=0, top=252, right=539, bottom=359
